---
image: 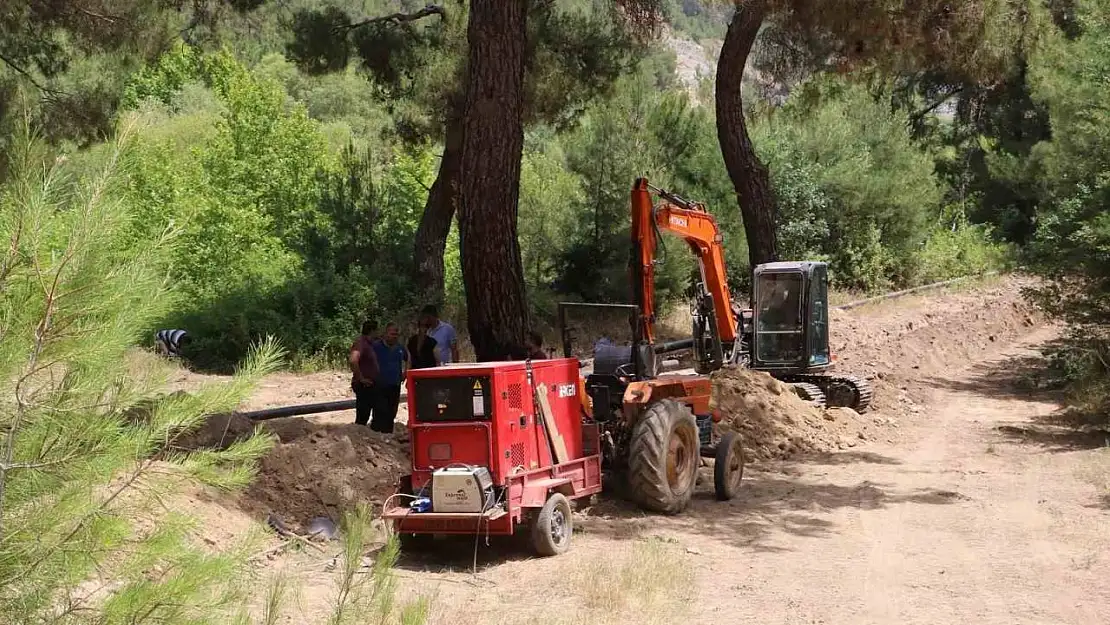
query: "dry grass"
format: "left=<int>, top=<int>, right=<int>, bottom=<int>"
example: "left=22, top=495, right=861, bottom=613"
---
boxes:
left=552, top=539, right=694, bottom=625
left=418, top=539, right=694, bottom=625
left=1075, top=447, right=1110, bottom=496
left=574, top=539, right=692, bottom=606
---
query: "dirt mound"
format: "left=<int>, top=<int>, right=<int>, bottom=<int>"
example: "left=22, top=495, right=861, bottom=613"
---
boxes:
left=177, top=412, right=410, bottom=532
left=236, top=418, right=409, bottom=530
left=831, top=275, right=1044, bottom=419
left=709, top=367, right=878, bottom=460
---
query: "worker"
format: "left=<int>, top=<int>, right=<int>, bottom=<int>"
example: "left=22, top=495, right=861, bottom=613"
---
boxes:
left=419, top=304, right=459, bottom=365
left=371, top=322, right=407, bottom=435
left=525, top=331, right=547, bottom=360
left=349, top=319, right=380, bottom=427
left=155, top=329, right=191, bottom=358
left=406, top=317, right=440, bottom=370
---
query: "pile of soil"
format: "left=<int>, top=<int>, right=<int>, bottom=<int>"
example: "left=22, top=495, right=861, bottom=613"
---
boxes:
left=829, top=276, right=1044, bottom=418
left=178, top=413, right=410, bottom=532
left=240, top=418, right=410, bottom=529
left=709, top=367, right=878, bottom=461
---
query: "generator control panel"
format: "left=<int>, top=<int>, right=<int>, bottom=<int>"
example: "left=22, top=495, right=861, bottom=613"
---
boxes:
left=412, top=375, right=492, bottom=422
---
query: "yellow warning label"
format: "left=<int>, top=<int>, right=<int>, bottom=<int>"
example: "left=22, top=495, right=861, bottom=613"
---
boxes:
left=472, top=380, right=482, bottom=391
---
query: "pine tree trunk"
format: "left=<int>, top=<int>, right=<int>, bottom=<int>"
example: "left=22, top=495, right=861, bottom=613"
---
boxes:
left=457, top=0, right=529, bottom=361
left=412, top=101, right=463, bottom=305
left=716, top=0, right=779, bottom=268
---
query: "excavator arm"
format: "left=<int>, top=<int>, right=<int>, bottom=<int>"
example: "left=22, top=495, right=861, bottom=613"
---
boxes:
left=630, top=178, right=739, bottom=359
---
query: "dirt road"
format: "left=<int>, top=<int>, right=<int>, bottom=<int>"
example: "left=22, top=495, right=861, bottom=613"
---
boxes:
left=400, top=326, right=1109, bottom=625
left=166, top=278, right=1110, bottom=624
left=682, top=326, right=1110, bottom=625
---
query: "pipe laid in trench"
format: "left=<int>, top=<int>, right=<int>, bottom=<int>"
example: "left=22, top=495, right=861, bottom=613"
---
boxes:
left=240, top=399, right=356, bottom=422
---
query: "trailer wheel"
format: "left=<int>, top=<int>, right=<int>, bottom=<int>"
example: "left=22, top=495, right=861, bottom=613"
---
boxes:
left=628, top=399, right=699, bottom=514
left=713, top=431, right=745, bottom=501
left=531, top=492, right=573, bottom=556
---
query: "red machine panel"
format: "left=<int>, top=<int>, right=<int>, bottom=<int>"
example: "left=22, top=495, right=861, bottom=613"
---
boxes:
left=530, top=358, right=586, bottom=460
left=405, top=359, right=586, bottom=487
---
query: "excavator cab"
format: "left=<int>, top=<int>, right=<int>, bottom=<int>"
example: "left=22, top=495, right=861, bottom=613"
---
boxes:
left=749, top=261, right=831, bottom=373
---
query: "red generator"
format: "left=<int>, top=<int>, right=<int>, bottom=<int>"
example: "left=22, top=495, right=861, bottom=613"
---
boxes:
left=381, top=358, right=603, bottom=556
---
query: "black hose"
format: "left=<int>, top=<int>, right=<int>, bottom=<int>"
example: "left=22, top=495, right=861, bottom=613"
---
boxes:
left=240, top=399, right=356, bottom=421
left=654, top=338, right=694, bottom=354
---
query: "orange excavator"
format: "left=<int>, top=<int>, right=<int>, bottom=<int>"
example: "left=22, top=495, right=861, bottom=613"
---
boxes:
left=628, top=178, right=872, bottom=410
left=557, top=178, right=871, bottom=515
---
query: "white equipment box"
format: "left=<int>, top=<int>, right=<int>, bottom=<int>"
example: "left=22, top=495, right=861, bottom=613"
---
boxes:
left=431, top=466, right=495, bottom=513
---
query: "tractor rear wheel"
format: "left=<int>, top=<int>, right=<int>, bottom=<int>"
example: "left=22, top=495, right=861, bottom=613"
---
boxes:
left=713, top=431, right=745, bottom=501
left=531, top=492, right=573, bottom=556
left=627, top=399, right=699, bottom=514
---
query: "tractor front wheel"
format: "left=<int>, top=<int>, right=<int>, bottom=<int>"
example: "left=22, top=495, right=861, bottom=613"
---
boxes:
left=713, top=431, right=745, bottom=501
left=627, top=399, right=699, bottom=514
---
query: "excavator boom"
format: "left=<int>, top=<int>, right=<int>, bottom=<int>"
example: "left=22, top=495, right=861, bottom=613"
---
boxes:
left=630, top=178, right=738, bottom=348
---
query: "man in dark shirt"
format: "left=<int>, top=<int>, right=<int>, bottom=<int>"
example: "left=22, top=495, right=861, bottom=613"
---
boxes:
left=349, top=320, right=380, bottom=426
left=371, top=322, right=407, bottom=434
left=406, top=318, right=439, bottom=370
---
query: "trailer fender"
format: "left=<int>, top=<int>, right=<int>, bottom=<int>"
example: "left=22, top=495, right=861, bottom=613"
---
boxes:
left=520, top=478, right=573, bottom=508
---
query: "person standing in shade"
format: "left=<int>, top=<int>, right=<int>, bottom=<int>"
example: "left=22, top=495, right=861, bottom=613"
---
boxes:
left=349, top=320, right=380, bottom=427
left=371, top=322, right=407, bottom=435
left=525, top=331, right=547, bottom=360
left=406, top=318, right=440, bottom=370
left=419, top=304, right=459, bottom=365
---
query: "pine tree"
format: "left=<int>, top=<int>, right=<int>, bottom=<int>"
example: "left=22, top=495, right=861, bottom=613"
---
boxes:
left=713, top=0, right=1034, bottom=267
left=0, top=115, right=284, bottom=623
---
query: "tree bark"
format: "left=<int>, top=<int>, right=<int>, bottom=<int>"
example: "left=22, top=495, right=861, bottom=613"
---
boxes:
left=412, top=96, right=463, bottom=305
left=456, top=0, right=530, bottom=361
left=716, top=0, right=779, bottom=268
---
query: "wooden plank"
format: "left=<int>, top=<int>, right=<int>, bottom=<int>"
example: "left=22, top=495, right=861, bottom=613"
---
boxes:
left=381, top=507, right=507, bottom=521
left=535, top=383, right=570, bottom=464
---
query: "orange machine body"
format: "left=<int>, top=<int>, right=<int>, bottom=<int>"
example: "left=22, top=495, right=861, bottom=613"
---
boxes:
left=630, top=178, right=738, bottom=347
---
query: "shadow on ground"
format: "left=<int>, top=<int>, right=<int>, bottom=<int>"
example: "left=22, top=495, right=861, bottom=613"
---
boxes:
left=920, top=347, right=1065, bottom=403
left=993, top=414, right=1110, bottom=453
left=392, top=446, right=966, bottom=573
left=920, top=342, right=1109, bottom=453
left=576, top=463, right=967, bottom=554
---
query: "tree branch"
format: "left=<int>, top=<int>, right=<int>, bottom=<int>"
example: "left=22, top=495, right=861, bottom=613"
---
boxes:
left=909, top=86, right=965, bottom=123
left=336, top=4, right=445, bottom=32
left=0, top=52, right=51, bottom=93
left=74, top=6, right=120, bottom=23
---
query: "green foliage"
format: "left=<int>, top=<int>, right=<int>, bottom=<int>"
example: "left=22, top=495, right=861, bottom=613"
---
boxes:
left=0, top=121, right=283, bottom=622
left=752, top=78, right=976, bottom=290
left=986, top=0, right=1110, bottom=416
left=326, top=505, right=428, bottom=625
left=1024, top=0, right=1110, bottom=328
left=660, top=0, right=729, bottom=41
left=557, top=69, right=695, bottom=304
left=917, top=202, right=1012, bottom=283
left=120, top=45, right=462, bottom=369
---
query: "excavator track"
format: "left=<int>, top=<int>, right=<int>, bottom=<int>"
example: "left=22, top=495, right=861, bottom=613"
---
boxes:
left=789, top=382, right=827, bottom=409
left=777, top=374, right=873, bottom=413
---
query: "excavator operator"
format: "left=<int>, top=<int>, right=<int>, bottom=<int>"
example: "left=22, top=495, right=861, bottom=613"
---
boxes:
left=756, top=277, right=804, bottom=361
